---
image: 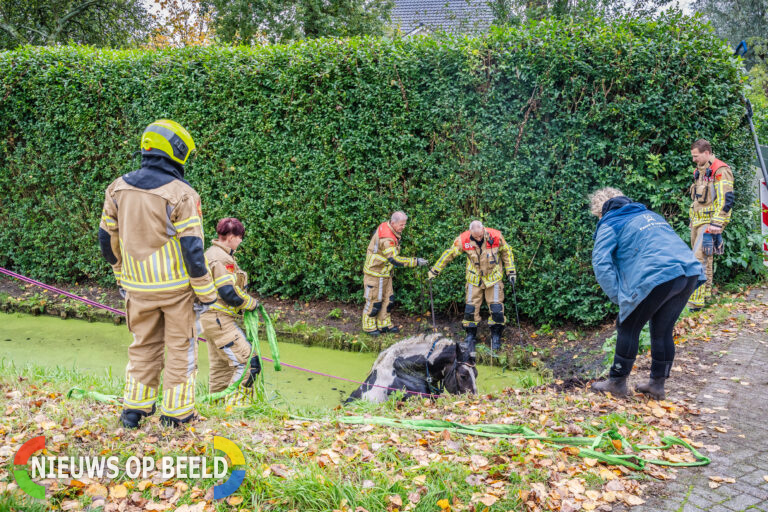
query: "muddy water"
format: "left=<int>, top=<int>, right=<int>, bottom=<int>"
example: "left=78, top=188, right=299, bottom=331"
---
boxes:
left=0, top=312, right=543, bottom=410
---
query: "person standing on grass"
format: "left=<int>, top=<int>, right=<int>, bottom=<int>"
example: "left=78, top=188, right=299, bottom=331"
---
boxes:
left=589, top=187, right=705, bottom=399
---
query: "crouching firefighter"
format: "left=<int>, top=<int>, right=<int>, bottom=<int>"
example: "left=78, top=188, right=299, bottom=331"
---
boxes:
left=362, top=211, right=428, bottom=336
left=428, top=221, right=516, bottom=351
left=199, top=218, right=261, bottom=406
left=98, top=120, right=217, bottom=428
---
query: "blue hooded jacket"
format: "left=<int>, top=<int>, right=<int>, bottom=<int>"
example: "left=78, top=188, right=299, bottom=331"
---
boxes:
left=592, top=199, right=705, bottom=323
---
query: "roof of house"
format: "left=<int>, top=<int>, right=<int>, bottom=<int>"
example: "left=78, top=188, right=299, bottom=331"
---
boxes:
left=391, top=0, right=495, bottom=36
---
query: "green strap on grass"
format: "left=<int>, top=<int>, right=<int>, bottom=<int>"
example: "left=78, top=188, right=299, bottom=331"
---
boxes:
left=66, top=387, right=121, bottom=404
left=336, top=416, right=710, bottom=470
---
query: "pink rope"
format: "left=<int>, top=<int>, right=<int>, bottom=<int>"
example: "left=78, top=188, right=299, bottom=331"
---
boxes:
left=0, top=266, right=441, bottom=399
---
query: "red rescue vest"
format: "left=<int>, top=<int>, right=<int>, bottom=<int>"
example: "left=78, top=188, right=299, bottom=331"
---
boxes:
left=459, top=228, right=501, bottom=252
left=377, top=222, right=400, bottom=246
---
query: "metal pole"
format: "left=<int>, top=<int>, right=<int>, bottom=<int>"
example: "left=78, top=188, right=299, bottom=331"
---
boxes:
left=510, top=280, right=523, bottom=345
left=427, top=279, right=437, bottom=333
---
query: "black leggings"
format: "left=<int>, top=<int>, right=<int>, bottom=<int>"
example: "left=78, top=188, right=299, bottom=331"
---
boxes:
left=610, top=275, right=700, bottom=379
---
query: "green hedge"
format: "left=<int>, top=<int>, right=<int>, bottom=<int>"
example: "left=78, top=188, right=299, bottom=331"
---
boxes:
left=0, top=13, right=763, bottom=325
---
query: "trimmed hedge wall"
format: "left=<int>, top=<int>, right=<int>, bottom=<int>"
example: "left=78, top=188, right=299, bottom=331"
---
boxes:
left=0, top=13, right=761, bottom=324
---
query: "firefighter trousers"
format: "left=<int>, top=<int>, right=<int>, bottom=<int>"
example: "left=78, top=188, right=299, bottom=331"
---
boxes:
left=463, top=280, right=506, bottom=328
left=123, top=290, right=197, bottom=420
left=362, top=274, right=394, bottom=332
left=200, top=310, right=253, bottom=406
left=689, top=224, right=714, bottom=308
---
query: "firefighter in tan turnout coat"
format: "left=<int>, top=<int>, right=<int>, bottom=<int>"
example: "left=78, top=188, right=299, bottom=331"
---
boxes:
left=362, top=211, right=428, bottom=335
left=99, top=119, right=216, bottom=428
left=428, top=221, right=516, bottom=351
left=199, top=218, right=261, bottom=406
left=687, top=139, right=735, bottom=310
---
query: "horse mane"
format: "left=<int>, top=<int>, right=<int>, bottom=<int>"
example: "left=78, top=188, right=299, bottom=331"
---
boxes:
left=371, top=333, right=454, bottom=371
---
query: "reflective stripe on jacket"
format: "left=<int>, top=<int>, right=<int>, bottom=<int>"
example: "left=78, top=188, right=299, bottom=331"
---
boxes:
left=206, top=241, right=258, bottom=316
left=689, top=158, right=735, bottom=227
left=432, top=228, right=515, bottom=287
left=99, top=164, right=216, bottom=302
left=363, top=222, right=417, bottom=278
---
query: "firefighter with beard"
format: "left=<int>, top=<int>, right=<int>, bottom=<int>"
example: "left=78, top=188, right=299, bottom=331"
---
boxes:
left=99, top=119, right=216, bottom=428
left=687, top=139, right=735, bottom=311
left=428, top=220, right=516, bottom=351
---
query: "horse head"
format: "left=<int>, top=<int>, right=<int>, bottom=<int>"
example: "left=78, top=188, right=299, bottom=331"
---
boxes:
left=442, top=340, right=478, bottom=395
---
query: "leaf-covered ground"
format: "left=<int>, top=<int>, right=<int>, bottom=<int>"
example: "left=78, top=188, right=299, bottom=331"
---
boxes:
left=1, top=287, right=766, bottom=511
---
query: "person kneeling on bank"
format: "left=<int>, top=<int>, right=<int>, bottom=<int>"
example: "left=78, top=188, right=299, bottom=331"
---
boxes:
left=589, top=188, right=705, bottom=399
left=199, top=218, right=262, bottom=406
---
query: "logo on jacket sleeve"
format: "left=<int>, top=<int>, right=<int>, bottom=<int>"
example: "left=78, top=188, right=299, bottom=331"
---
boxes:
left=225, top=264, right=235, bottom=273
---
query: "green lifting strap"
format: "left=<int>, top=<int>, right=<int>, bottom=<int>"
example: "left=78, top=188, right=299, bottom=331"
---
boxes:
left=335, top=416, right=710, bottom=470
left=68, top=308, right=282, bottom=406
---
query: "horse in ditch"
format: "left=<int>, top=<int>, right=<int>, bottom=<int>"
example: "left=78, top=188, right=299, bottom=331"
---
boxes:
left=345, top=333, right=478, bottom=403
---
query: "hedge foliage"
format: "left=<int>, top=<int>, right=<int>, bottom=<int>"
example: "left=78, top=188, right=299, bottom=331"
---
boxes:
left=0, top=13, right=763, bottom=325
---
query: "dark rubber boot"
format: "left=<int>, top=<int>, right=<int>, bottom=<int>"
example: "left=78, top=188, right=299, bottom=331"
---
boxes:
left=365, top=329, right=381, bottom=337
left=464, top=326, right=477, bottom=344
left=120, top=404, right=155, bottom=429
left=591, top=376, right=629, bottom=397
left=636, top=378, right=666, bottom=400
left=161, top=414, right=196, bottom=428
left=383, top=326, right=400, bottom=334
left=489, top=324, right=504, bottom=351
left=637, top=360, right=673, bottom=400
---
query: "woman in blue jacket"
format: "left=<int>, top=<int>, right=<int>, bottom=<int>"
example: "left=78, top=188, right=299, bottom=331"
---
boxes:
left=590, top=188, right=705, bottom=399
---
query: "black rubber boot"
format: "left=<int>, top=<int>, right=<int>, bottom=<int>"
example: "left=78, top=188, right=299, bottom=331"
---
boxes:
left=161, top=414, right=196, bottom=428
left=637, top=360, right=672, bottom=400
left=120, top=404, right=155, bottom=429
left=591, top=376, right=629, bottom=397
left=383, top=326, right=400, bottom=334
left=489, top=324, right=504, bottom=351
left=464, top=326, right=477, bottom=344
left=365, top=329, right=381, bottom=337
left=636, top=378, right=666, bottom=400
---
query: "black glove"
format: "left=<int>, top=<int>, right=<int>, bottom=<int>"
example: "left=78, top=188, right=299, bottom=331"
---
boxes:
left=702, top=232, right=714, bottom=256
left=243, top=356, right=262, bottom=388
left=713, top=233, right=724, bottom=255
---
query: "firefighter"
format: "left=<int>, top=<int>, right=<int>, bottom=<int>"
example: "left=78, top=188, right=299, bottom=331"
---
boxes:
left=362, top=211, right=428, bottom=335
left=428, top=221, right=516, bottom=351
left=199, top=218, right=261, bottom=406
left=687, top=139, right=735, bottom=311
left=99, top=119, right=217, bottom=428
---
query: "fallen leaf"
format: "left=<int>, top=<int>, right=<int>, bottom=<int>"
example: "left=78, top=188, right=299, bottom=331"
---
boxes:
left=388, top=494, right=402, bottom=507
left=437, top=498, right=450, bottom=510
left=227, top=496, right=243, bottom=506
left=85, top=483, right=108, bottom=497
left=109, top=484, right=127, bottom=499
left=583, top=457, right=598, bottom=467
left=709, top=481, right=721, bottom=489
left=478, top=495, right=497, bottom=506
left=623, top=494, right=645, bottom=506
left=60, top=500, right=81, bottom=511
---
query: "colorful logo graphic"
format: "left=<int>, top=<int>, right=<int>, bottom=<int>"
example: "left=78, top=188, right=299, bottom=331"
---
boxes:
left=213, top=436, right=245, bottom=499
left=13, top=436, right=46, bottom=498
